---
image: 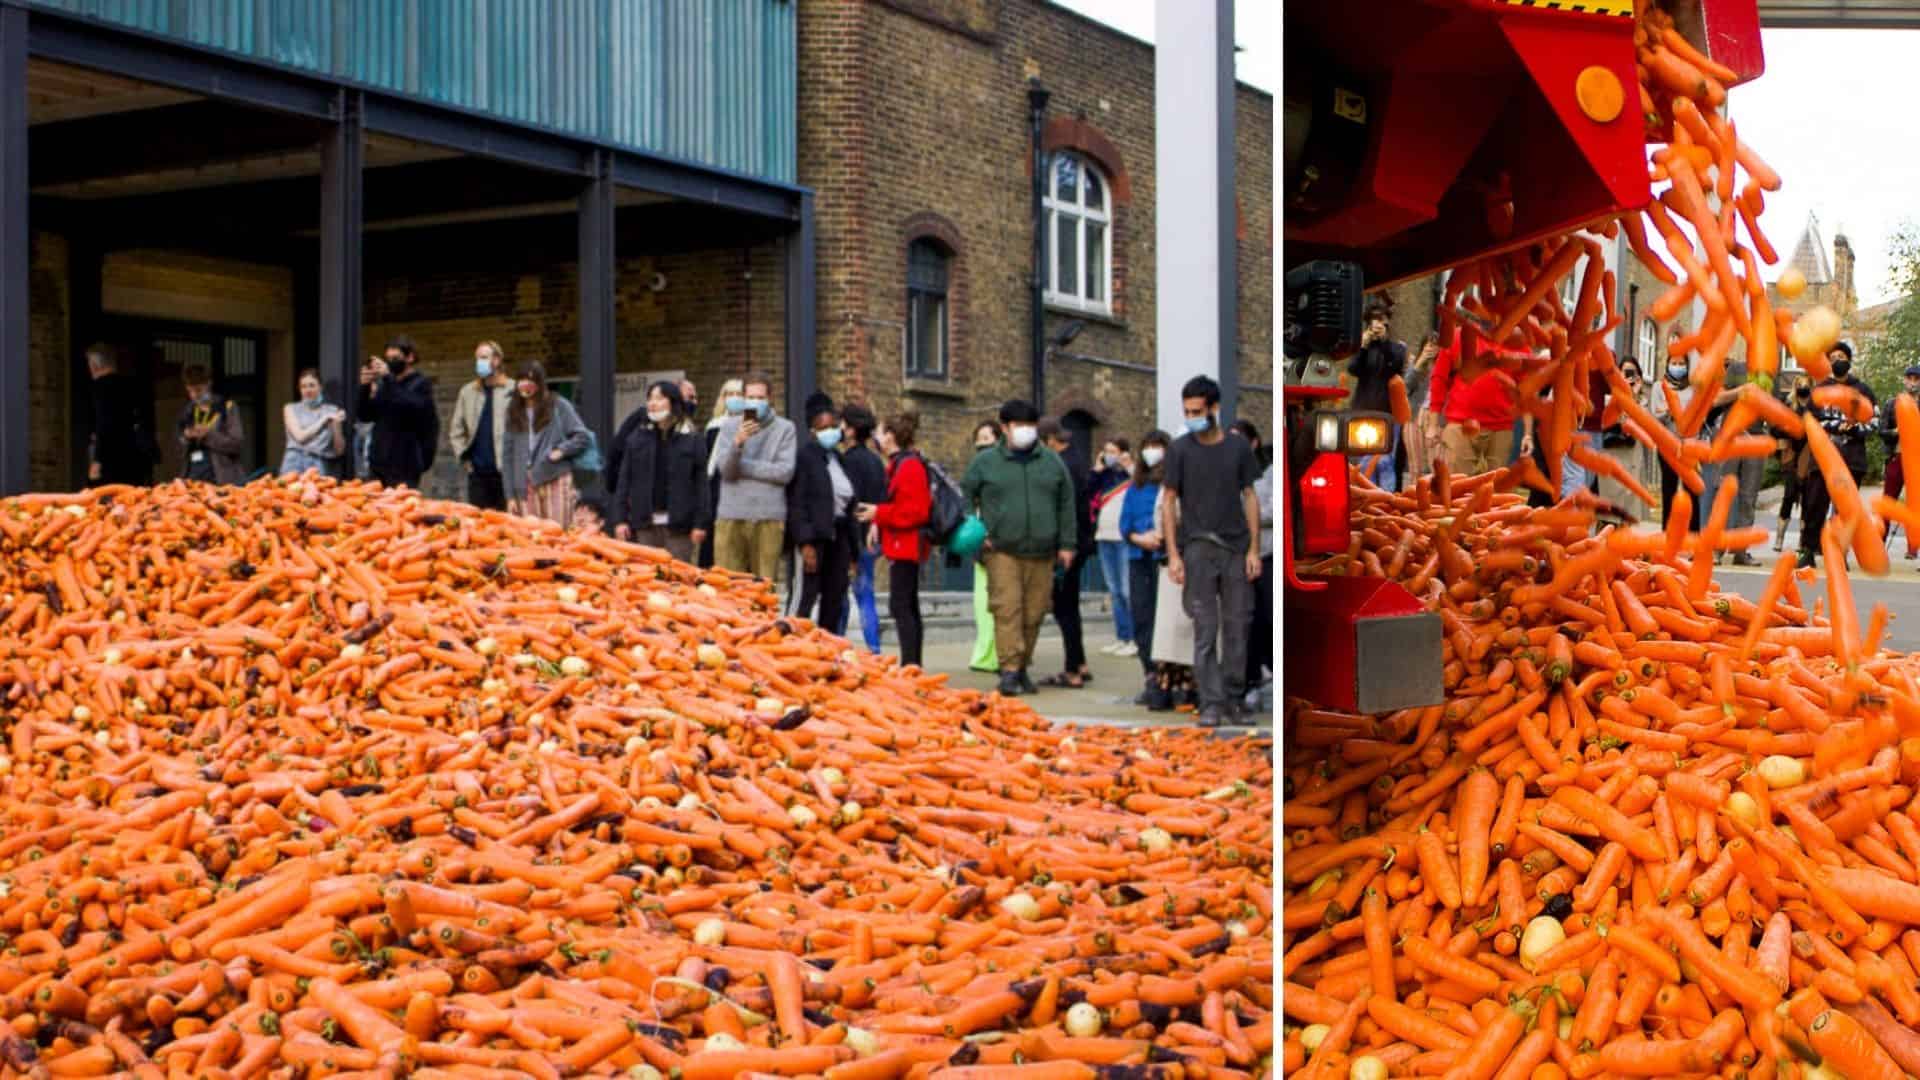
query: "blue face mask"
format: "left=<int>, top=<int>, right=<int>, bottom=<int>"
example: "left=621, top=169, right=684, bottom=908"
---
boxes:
left=746, top=400, right=771, bottom=419
left=475, top=359, right=492, bottom=379
left=1184, top=414, right=1214, bottom=435
left=815, top=428, right=842, bottom=450
left=725, top=396, right=747, bottom=415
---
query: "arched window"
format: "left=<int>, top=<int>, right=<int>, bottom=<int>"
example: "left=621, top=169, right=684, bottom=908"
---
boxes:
left=906, top=239, right=950, bottom=380
left=1044, top=152, right=1111, bottom=314
left=1637, top=318, right=1658, bottom=369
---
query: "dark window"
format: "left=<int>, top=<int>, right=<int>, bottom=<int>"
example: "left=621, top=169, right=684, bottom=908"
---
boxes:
left=907, top=239, right=950, bottom=380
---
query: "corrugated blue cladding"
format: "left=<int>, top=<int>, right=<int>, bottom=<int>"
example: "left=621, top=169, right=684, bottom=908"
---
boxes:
left=28, top=0, right=797, bottom=185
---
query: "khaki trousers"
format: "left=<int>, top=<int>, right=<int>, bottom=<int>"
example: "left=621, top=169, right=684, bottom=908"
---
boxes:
left=1440, top=423, right=1514, bottom=478
left=985, top=551, right=1053, bottom=673
left=714, top=519, right=786, bottom=582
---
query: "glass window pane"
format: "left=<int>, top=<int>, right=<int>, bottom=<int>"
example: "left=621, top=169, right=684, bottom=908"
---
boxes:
left=1085, top=221, right=1105, bottom=303
left=1055, top=213, right=1077, bottom=299
left=1083, top=167, right=1104, bottom=212
left=909, top=291, right=946, bottom=378
left=908, top=240, right=948, bottom=292
left=1053, top=154, right=1079, bottom=204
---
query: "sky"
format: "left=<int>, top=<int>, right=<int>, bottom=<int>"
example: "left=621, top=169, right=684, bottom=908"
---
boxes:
left=1729, top=29, right=1920, bottom=308
left=1051, top=0, right=1279, bottom=94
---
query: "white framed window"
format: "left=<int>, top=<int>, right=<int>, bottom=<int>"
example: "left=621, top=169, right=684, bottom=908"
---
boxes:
left=1558, top=269, right=1578, bottom=313
left=1637, top=318, right=1658, bottom=368
left=1043, top=152, right=1111, bottom=314
left=906, top=240, right=950, bottom=380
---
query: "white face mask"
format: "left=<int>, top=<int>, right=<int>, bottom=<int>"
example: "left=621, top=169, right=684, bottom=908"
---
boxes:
left=1008, top=426, right=1038, bottom=451
left=647, top=407, right=671, bottom=424
left=1142, top=447, right=1165, bottom=468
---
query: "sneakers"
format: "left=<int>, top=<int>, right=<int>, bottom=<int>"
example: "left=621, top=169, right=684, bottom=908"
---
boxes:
left=1117, top=642, right=1139, bottom=658
left=1144, top=686, right=1175, bottom=712
left=997, top=672, right=1024, bottom=697
left=1798, top=551, right=1817, bottom=569
left=1018, top=670, right=1038, bottom=695
left=1197, top=707, right=1229, bottom=728
left=1730, top=551, right=1760, bottom=567
left=1098, top=640, right=1128, bottom=655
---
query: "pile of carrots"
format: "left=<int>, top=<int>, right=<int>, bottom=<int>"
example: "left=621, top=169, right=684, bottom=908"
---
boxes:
left=0, top=477, right=1272, bottom=1078
left=1282, top=4, right=1920, bottom=1079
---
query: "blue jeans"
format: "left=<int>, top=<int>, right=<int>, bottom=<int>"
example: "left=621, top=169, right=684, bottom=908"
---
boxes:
left=1365, top=422, right=1400, bottom=491
left=1097, top=540, right=1135, bottom=644
left=846, top=545, right=881, bottom=651
left=1560, top=431, right=1597, bottom=498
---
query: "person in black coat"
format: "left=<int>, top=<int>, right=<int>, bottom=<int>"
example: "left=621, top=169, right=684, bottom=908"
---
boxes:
left=358, top=336, right=439, bottom=490
left=785, top=393, right=852, bottom=633
left=835, top=403, right=890, bottom=648
left=608, top=381, right=711, bottom=563
left=1039, top=417, right=1096, bottom=687
left=1800, top=341, right=1879, bottom=568
left=1346, top=303, right=1406, bottom=490
left=85, top=344, right=158, bottom=486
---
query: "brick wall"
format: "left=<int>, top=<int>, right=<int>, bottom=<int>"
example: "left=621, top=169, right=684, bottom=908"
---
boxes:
left=28, top=232, right=69, bottom=492
left=362, top=244, right=786, bottom=499
left=798, top=0, right=1274, bottom=470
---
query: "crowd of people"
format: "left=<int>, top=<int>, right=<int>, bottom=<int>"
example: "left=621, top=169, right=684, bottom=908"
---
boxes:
left=1349, top=299, right=1916, bottom=573
left=83, top=340, right=1276, bottom=725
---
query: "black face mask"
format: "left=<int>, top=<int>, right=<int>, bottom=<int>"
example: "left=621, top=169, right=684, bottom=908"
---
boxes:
left=1832, top=360, right=1852, bottom=379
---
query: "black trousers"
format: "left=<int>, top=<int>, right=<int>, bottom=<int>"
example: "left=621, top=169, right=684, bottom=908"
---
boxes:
left=467, top=470, right=506, bottom=511
left=1129, top=557, right=1160, bottom=676
left=1800, top=467, right=1860, bottom=557
left=790, top=521, right=852, bottom=635
left=890, top=559, right=924, bottom=667
left=1248, top=554, right=1274, bottom=686
left=1052, top=550, right=1089, bottom=674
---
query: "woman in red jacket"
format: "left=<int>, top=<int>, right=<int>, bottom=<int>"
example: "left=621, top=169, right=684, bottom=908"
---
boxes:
left=855, top=411, right=932, bottom=666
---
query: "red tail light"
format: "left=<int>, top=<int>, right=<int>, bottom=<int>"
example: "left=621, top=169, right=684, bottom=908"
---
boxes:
left=1298, top=451, right=1350, bottom=555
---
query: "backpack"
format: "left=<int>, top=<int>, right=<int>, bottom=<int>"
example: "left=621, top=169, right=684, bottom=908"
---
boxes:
left=917, top=454, right=970, bottom=546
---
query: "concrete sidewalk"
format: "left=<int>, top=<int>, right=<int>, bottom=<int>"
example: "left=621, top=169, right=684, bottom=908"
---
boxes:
left=1708, top=481, right=1920, bottom=579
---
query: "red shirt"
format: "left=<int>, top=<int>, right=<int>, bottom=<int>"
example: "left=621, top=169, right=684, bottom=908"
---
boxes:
left=872, top=452, right=931, bottom=563
left=1429, top=328, right=1523, bottom=428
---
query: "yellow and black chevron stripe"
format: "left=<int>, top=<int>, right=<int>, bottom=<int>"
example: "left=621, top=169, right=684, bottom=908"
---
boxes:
left=1502, top=0, right=1632, bottom=17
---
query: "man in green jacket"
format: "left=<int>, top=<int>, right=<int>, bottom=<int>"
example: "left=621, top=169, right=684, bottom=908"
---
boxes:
left=962, top=399, right=1077, bottom=697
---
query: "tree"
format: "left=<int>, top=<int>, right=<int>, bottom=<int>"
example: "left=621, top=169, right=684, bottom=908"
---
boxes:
left=1852, top=224, right=1920, bottom=478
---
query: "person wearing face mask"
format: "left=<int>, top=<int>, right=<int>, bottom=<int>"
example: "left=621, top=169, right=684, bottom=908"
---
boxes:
left=1122, top=431, right=1172, bottom=708
left=679, top=379, right=700, bottom=424
left=699, top=378, right=744, bottom=568
left=711, top=373, right=798, bottom=581
left=501, top=361, right=592, bottom=524
left=968, top=421, right=1003, bottom=675
left=1651, top=340, right=1703, bottom=531
left=962, top=401, right=1077, bottom=697
left=608, top=381, right=711, bottom=561
left=1037, top=417, right=1096, bottom=689
left=1346, top=302, right=1406, bottom=491
left=1161, top=375, right=1261, bottom=727
left=447, top=341, right=513, bottom=510
left=856, top=413, right=932, bottom=667
left=1771, top=373, right=1812, bottom=552
left=279, top=368, right=347, bottom=477
left=835, top=404, right=890, bottom=652
left=1799, top=342, right=1877, bottom=568
left=357, top=335, right=439, bottom=491
left=783, top=394, right=854, bottom=633
left=1090, top=438, right=1136, bottom=657
left=176, top=363, right=247, bottom=484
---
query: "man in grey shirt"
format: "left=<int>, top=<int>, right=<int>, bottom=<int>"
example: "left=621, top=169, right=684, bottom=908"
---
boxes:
left=709, top=372, right=797, bottom=581
left=1162, top=375, right=1262, bottom=727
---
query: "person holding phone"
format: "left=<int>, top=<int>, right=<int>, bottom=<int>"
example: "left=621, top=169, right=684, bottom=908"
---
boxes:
left=1345, top=301, right=1406, bottom=490
left=710, top=373, right=797, bottom=581
left=357, top=335, right=438, bottom=490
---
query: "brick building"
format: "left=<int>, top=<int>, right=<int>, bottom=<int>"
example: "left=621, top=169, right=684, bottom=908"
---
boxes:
left=797, top=0, right=1274, bottom=466
left=13, top=1, right=1270, bottom=497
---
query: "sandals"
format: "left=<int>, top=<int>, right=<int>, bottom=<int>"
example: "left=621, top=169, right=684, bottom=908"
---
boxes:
left=1038, top=672, right=1084, bottom=689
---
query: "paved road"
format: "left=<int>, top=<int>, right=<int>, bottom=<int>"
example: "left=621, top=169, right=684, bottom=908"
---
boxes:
left=1714, top=561, right=1920, bottom=653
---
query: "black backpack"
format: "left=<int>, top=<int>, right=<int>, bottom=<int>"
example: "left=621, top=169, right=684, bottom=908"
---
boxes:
left=913, top=452, right=969, bottom=546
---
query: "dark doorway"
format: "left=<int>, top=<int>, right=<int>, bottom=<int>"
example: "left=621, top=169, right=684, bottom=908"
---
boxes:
left=82, top=318, right=270, bottom=484
left=1062, top=408, right=1099, bottom=477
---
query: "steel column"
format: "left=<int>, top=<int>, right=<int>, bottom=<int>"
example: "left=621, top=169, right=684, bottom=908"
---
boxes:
left=67, top=238, right=102, bottom=492
left=319, top=90, right=364, bottom=427
left=0, top=6, right=26, bottom=495
left=784, top=192, right=816, bottom=422
left=577, top=150, right=616, bottom=449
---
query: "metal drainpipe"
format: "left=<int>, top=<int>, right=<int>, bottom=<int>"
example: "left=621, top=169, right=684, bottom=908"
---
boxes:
left=1028, top=80, right=1051, bottom=409
left=1626, top=283, right=1639, bottom=364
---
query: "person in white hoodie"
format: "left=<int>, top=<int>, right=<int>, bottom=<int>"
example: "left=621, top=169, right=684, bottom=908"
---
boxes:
left=699, top=378, right=744, bottom=568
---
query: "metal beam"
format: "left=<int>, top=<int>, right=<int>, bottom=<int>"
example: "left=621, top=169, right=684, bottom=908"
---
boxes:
left=577, top=150, right=616, bottom=451
left=612, top=155, right=796, bottom=222
left=29, top=100, right=328, bottom=188
left=785, top=192, right=816, bottom=422
left=318, top=89, right=363, bottom=431
left=25, top=9, right=335, bottom=120
left=67, top=237, right=102, bottom=492
left=361, top=95, right=594, bottom=178
left=0, top=6, right=26, bottom=495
